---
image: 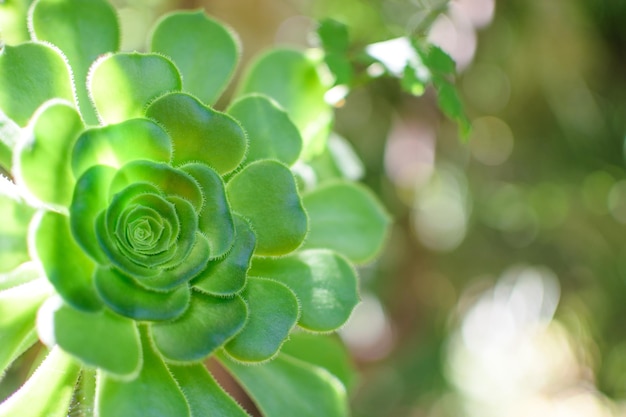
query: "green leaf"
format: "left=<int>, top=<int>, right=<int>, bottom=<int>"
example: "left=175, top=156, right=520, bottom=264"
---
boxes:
left=0, top=262, right=41, bottom=291
left=226, top=160, right=307, bottom=256
left=15, top=100, right=84, bottom=208
left=250, top=249, right=358, bottom=332
left=94, top=266, right=190, bottom=321
left=72, top=118, right=172, bottom=179
left=0, top=279, right=52, bottom=376
left=169, top=363, right=250, bottom=417
left=145, top=92, right=247, bottom=174
left=150, top=10, right=239, bottom=105
left=302, top=181, right=390, bottom=264
left=433, top=76, right=471, bottom=138
left=219, top=352, right=348, bottom=417
left=280, top=332, right=356, bottom=391
left=237, top=49, right=333, bottom=159
left=0, top=110, right=21, bottom=171
left=193, top=214, right=254, bottom=296
left=0, top=347, right=81, bottom=417
left=0, top=43, right=74, bottom=126
left=37, top=297, right=141, bottom=378
left=89, top=52, right=182, bottom=124
left=227, top=94, right=302, bottom=166
left=419, top=44, right=456, bottom=75
left=181, top=163, right=234, bottom=259
left=96, top=326, right=191, bottom=417
left=317, top=19, right=349, bottom=53
left=151, top=292, right=247, bottom=362
left=34, top=211, right=102, bottom=311
left=70, top=165, right=117, bottom=264
left=224, top=277, right=299, bottom=362
left=30, top=0, right=120, bottom=125
left=0, top=177, right=35, bottom=273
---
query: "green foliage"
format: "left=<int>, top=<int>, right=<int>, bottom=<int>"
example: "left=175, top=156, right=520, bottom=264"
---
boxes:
left=0, top=0, right=392, bottom=416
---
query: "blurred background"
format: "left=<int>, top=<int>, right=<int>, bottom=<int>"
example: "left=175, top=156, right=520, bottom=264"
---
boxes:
left=3, top=0, right=626, bottom=416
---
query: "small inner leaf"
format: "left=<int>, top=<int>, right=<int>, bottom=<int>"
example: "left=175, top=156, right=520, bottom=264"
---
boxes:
left=150, top=10, right=239, bottom=105
left=89, top=52, right=182, bottom=124
left=224, top=277, right=299, bottom=363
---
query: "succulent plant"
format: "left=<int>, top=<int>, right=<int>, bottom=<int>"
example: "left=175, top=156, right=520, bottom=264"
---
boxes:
left=0, top=1, right=390, bottom=416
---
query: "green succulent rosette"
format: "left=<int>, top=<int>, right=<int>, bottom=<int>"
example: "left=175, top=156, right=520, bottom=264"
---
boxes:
left=0, top=1, right=390, bottom=416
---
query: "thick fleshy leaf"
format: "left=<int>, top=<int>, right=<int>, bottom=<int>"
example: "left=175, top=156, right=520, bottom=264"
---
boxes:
left=72, top=118, right=172, bottom=179
left=227, top=94, right=302, bottom=166
left=89, top=52, right=182, bottom=124
left=151, top=291, right=247, bottom=362
left=70, top=165, right=116, bottom=263
left=226, top=160, right=307, bottom=256
left=94, top=266, right=190, bottom=321
left=145, top=92, right=247, bottom=174
left=302, top=181, right=390, bottom=264
left=150, top=11, right=239, bottom=105
left=34, top=211, right=102, bottom=311
left=250, top=249, right=358, bottom=332
left=0, top=110, right=21, bottom=170
left=0, top=43, right=74, bottom=126
left=280, top=332, right=356, bottom=391
left=30, top=0, right=120, bottom=125
left=0, top=177, right=35, bottom=273
left=16, top=100, right=83, bottom=207
left=0, top=347, right=80, bottom=417
left=237, top=49, right=332, bottom=159
left=96, top=326, right=191, bottom=417
left=0, top=262, right=41, bottom=291
left=219, top=352, right=348, bottom=417
left=0, top=279, right=52, bottom=375
left=193, top=214, right=254, bottom=296
left=37, top=297, right=141, bottom=378
left=224, top=277, right=299, bottom=362
left=169, top=363, right=250, bottom=417
left=182, top=163, right=234, bottom=259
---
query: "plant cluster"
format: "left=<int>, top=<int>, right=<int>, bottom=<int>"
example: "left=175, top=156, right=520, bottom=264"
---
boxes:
left=0, top=0, right=391, bottom=416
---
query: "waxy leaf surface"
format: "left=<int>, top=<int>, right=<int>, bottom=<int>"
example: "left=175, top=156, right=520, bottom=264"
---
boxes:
left=0, top=178, right=34, bottom=272
left=30, top=0, right=120, bottom=124
left=151, top=11, right=239, bottom=105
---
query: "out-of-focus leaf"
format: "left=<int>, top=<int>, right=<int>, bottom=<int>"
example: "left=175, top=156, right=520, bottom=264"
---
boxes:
left=227, top=94, right=302, bottom=166
left=302, top=181, right=390, bottom=264
left=219, top=352, right=349, bottom=417
left=151, top=292, right=247, bottom=362
left=37, top=297, right=141, bottom=378
left=224, top=278, right=299, bottom=362
left=318, top=19, right=349, bottom=53
left=418, top=44, right=455, bottom=75
left=433, top=76, right=471, bottom=138
left=0, top=347, right=80, bottom=417
left=146, top=92, right=247, bottom=174
left=34, top=211, right=102, bottom=311
left=250, top=249, right=359, bottom=332
left=237, top=49, right=333, bottom=159
left=0, top=110, right=21, bottom=170
left=0, top=262, right=41, bottom=291
left=169, top=364, right=251, bottom=417
left=0, top=176, right=34, bottom=273
left=96, top=327, right=191, bottom=417
left=0, top=279, right=51, bottom=376
left=0, top=43, right=74, bottom=126
left=151, top=11, right=239, bottom=105
left=280, top=332, right=356, bottom=391
left=30, top=0, right=120, bottom=125
left=16, top=100, right=83, bottom=208
left=226, top=160, right=307, bottom=256
left=89, top=53, right=181, bottom=124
